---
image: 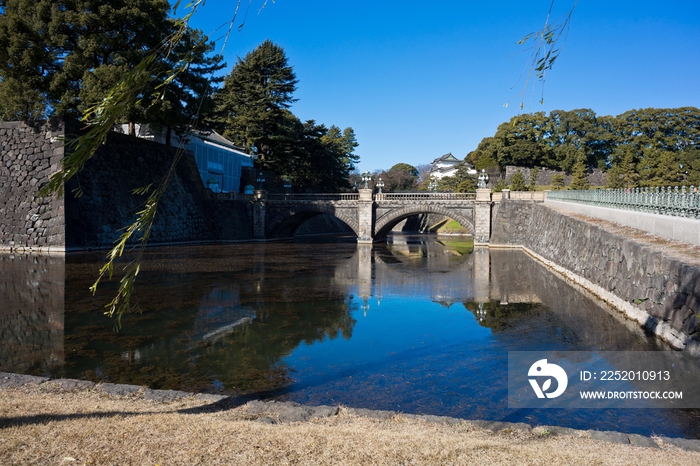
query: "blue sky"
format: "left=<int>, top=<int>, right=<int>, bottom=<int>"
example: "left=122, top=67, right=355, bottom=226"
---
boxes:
left=187, top=0, right=700, bottom=172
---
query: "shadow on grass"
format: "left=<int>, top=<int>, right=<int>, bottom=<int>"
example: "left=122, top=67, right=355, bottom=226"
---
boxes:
left=0, top=394, right=257, bottom=429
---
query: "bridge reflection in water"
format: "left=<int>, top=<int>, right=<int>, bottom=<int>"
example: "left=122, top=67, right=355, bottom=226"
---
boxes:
left=0, top=239, right=659, bottom=381
left=4, top=238, right=695, bottom=439
left=342, top=240, right=541, bottom=316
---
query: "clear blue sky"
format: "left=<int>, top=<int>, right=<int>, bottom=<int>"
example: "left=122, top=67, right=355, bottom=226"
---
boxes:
left=187, top=0, right=700, bottom=173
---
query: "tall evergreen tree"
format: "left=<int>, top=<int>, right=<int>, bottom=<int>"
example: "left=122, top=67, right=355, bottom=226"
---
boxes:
left=679, top=147, right=700, bottom=187
left=320, top=125, right=360, bottom=188
left=607, top=146, right=639, bottom=189
left=529, top=167, right=539, bottom=189
left=214, top=39, right=298, bottom=168
left=143, top=27, right=225, bottom=144
left=465, top=137, right=499, bottom=170
left=509, top=170, right=527, bottom=191
left=551, top=173, right=565, bottom=189
left=569, top=157, right=590, bottom=190
left=492, top=112, right=552, bottom=169
left=0, top=0, right=173, bottom=120
left=645, top=148, right=684, bottom=187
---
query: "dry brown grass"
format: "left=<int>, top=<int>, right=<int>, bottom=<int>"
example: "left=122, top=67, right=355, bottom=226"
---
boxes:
left=1, top=388, right=699, bottom=465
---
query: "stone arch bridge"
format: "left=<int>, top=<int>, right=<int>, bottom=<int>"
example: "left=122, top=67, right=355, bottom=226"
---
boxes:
left=248, top=188, right=495, bottom=243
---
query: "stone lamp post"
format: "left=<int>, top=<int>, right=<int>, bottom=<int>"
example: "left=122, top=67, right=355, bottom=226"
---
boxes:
left=428, top=177, right=438, bottom=192
left=376, top=177, right=385, bottom=194
left=477, top=169, right=489, bottom=189
left=361, top=171, right=372, bottom=189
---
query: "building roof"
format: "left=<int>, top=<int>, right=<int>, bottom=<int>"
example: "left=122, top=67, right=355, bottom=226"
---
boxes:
left=115, top=123, right=251, bottom=157
left=185, top=128, right=247, bottom=153
left=431, top=153, right=460, bottom=165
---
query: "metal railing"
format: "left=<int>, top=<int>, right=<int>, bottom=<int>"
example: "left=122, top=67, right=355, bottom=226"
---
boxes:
left=375, top=192, right=476, bottom=201
left=547, top=186, right=700, bottom=219
left=267, top=193, right=359, bottom=201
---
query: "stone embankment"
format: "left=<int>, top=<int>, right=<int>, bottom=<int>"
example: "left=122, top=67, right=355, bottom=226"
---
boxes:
left=63, top=128, right=213, bottom=248
left=0, top=120, right=65, bottom=250
left=2, top=371, right=699, bottom=452
left=491, top=201, right=700, bottom=353
left=503, top=165, right=607, bottom=187
left=0, top=119, right=256, bottom=250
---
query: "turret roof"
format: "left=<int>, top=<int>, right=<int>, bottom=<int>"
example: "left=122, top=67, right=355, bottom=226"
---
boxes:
left=431, top=153, right=460, bottom=164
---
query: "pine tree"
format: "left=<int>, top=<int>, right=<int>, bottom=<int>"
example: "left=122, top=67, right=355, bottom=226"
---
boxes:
left=551, top=173, right=565, bottom=189
left=144, top=27, right=225, bottom=143
left=605, top=164, right=624, bottom=188
left=529, top=167, right=539, bottom=190
left=608, top=147, right=639, bottom=189
left=509, top=170, right=527, bottom=191
left=492, top=178, right=508, bottom=192
left=569, top=157, right=590, bottom=190
left=0, top=0, right=173, bottom=120
left=646, top=149, right=683, bottom=187
left=214, top=40, right=298, bottom=168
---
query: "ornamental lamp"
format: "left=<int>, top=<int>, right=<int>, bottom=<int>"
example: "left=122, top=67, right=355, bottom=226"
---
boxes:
left=428, top=177, right=438, bottom=193
left=376, top=177, right=385, bottom=194
left=361, top=171, right=372, bottom=189
left=478, top=169, right=489, bottom=189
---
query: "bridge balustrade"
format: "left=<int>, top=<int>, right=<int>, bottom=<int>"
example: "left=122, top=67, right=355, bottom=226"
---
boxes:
left=209, top=192, right=254, bottom=201
left=374, top=193, right=476, bottom=201
left=248, top=189, right=494, bottom=242
left=267, top=193, right=360, bottom=201
left=547, top=187, right=700, bottom=219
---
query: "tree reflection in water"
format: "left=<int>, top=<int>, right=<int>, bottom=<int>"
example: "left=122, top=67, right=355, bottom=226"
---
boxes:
left=4, top=238, right=700, bottom=439
left=63, top=289, right=356, bottom=394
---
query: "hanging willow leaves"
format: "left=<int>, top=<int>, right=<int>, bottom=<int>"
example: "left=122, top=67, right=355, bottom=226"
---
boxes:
left=506, top=0, right=578, bottom=110
left=36, top=0, right=252, bottom=327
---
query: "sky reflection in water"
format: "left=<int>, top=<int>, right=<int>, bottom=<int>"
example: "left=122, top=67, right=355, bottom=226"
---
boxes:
left=1, top=235, right=699, bottom=438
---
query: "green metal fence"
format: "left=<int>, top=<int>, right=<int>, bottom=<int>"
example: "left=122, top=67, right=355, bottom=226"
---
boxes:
left=547, top=186, right=700, bottom=219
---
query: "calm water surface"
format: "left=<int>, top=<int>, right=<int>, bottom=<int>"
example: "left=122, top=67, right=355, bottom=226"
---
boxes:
left=1, top=235, right=699, bottom=438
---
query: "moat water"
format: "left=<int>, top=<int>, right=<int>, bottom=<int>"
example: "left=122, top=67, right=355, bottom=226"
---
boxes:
left=1, top=235, right=699, bottom=438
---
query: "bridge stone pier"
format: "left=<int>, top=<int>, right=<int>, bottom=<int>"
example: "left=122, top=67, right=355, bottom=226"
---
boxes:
left=252, top=188, right=496, bottom=243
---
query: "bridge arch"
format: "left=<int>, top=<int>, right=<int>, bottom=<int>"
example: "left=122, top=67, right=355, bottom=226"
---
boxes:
left=374, top=206, right=475, bottom=240
left=266, top=204, right=360, bottom=239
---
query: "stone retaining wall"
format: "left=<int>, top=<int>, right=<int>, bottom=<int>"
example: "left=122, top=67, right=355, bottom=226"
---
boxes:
left=0, top=119, right=257, bottom=249
left=0, top=120, right=65, bottom=250
left=545, top=199, right=700, bottom=246
left=504, top=165, right=607, bottom=187
left=491, top=201, right=700, bottom=352
left=64, top=128, right=214, bottom=247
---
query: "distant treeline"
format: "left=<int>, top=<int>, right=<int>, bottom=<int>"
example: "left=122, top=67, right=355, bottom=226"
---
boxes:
left=465, top=107, right=700, bottom=188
